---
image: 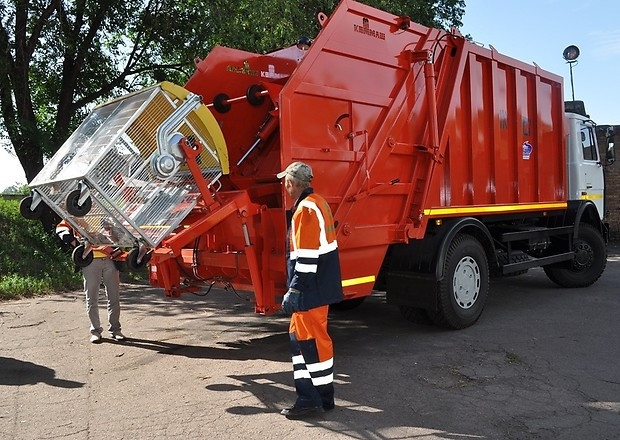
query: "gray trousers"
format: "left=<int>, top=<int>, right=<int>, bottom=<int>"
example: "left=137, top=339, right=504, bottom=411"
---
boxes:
left=82, top=258, right=121, bottom=335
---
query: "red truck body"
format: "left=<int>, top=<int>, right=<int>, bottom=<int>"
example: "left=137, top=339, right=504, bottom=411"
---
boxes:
left=145, top=0, right=605, bottom=327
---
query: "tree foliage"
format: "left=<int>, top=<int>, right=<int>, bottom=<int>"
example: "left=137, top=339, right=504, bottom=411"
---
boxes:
left=0, top=0, right=464, bottom=182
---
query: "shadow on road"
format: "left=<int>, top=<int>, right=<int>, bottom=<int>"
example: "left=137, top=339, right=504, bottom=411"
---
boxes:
left=33, top=254, right=620, bottom=438
left=110, top=334, right=289, bottom=362
left=0, top=357, right=83, bottom=388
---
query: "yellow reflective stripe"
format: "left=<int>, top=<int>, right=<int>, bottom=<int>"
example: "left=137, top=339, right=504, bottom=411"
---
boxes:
left=580, top=194, right=603, bottom=200
left=341, top=275, right=376, bottom=287
left=423, top=202, right=567, bottom=217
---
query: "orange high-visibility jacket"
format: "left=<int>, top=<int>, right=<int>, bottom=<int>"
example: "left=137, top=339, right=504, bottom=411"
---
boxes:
left=55, top=220, right=77, bottom=246
left=286, top=188, right=343, bottom=310
left=55, top=220, right=120, bottom=259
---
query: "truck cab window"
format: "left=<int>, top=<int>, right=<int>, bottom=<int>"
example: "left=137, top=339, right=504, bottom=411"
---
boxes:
left=581, top=126, right=598, bottom=161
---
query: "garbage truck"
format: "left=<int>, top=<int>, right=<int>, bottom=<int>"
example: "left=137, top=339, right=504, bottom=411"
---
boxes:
left=20, top=0, right=615, bottom=329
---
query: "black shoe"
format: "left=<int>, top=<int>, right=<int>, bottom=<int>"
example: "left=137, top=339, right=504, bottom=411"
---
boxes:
left=323, top=402, right=335, bottom=411
left=280, top=405, right=324, bottom=419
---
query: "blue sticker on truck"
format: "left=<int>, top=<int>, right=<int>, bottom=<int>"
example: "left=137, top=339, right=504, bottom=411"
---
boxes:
left=522, top=141, right=533, bottom=160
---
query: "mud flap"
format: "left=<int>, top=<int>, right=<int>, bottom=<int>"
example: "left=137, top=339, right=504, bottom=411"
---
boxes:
left=386, top=270, right=438, bottom=311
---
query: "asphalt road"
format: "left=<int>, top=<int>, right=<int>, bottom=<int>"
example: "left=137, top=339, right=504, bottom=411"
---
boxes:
left=1, top=248, right=620, bottom=439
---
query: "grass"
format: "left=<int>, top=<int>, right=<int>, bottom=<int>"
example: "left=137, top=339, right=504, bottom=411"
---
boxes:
left=0, top=197, right=82, bottom=300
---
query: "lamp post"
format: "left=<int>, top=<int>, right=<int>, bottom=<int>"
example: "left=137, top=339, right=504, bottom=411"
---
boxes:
left=563, top=45, right=580, bottom=101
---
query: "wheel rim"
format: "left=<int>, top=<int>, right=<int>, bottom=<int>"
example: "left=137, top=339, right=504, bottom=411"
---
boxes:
left=572, top=241, right=594, bottom=271
left=452, top=256, right=480, bottom=310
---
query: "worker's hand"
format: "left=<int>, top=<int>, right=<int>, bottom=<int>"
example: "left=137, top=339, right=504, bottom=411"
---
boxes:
left=282, top=288, right=302, bottom=314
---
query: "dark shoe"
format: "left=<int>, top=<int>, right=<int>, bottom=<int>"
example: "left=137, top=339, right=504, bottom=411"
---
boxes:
left=323, top=402, right=335, bottom=411
left=280, top=405, right=324, bottom=419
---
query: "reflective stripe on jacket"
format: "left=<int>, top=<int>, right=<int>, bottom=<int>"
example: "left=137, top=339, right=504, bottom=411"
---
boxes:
left=55, top=220, right=108, bottom=259
left=55, top=220, right=75, bottom=244
left=286, top=188, right=343, bottom=310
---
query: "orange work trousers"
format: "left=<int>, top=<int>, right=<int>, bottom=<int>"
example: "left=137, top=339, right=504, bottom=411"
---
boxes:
left=288, top=305, right=335, bottom=409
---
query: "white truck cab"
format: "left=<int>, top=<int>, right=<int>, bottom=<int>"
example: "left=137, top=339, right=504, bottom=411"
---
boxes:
left=565, top=101, right=615, bottom=220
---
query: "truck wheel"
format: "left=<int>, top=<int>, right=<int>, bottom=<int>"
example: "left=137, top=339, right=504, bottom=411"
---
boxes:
left=435, top=234, right=489, bottom=329
left=331, top=296, right=366, bottom=311
left=543, top=223, right=607, bottom=288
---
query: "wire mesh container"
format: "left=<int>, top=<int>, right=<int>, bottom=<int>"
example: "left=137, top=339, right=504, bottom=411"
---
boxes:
left=29, top=82, right=228, bottom=248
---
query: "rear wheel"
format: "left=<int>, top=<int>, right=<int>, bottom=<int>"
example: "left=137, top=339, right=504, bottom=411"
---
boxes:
left=543, top=223, right=606, bottom=287
left=433, top=234, right=489, bottom=329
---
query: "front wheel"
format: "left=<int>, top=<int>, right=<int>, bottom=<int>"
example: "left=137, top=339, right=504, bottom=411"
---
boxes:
left=434, top=234, right=489, bottom=329
left=543, top=223, right=607, bottom=288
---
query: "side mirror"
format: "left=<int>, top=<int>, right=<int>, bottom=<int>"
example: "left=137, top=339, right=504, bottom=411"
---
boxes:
left=605, top=127, right=615, bottom=165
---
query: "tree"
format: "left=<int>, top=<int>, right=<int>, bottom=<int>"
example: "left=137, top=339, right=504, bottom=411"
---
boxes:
left=0, top=0, right=464, bottom=184
left=1, top=182, right=28, bottom=195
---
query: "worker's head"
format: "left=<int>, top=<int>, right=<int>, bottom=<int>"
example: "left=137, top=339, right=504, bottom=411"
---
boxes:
left=277, top=161, right=312, bottom=200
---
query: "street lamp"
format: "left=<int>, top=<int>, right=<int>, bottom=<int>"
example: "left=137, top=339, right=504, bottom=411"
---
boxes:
left=563, top=45, right=580, bottom=102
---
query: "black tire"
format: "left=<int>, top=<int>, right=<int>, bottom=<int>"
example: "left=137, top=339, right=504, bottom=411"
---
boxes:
left=330, top=296, right=366, bottom=311
left=126, top=248, right=152, bottom=271
left=72, top=245, right=94, bottom=268
left=399, top=306, right=434, bottom=325
left=19, top=196, right=43, bottom=220
left=434, top=233, right=489, bottom=329
left=66, top=189, right=92, bottom=217
left=543, top=223, right=607, bottom=288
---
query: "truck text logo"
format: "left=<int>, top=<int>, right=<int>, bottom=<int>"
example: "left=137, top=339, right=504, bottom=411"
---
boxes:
left=226, top=60, right=259, bottom=76
left=354, top=17, right=385, bottom=40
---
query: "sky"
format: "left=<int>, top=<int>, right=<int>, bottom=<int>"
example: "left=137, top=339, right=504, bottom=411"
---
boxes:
left=2, top=0, right=619, bottom=192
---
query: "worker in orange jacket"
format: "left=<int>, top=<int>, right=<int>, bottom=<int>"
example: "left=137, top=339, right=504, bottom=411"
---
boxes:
left=277, top=162, right=343, bottom=419
left=56, top=219, right=125, bottom=343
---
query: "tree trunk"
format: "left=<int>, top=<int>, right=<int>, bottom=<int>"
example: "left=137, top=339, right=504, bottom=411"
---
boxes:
left=13, top=136, right=45, bottom=183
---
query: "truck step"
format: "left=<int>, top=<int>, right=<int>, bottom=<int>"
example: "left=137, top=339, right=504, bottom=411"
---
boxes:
left=500, top=252, right=574, bottom=275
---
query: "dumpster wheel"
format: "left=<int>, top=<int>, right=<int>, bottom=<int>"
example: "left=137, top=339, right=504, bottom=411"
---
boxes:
left=19, top=196, right=43, bottom=220
left=127, top=247, right=152, bottom=271
left=72, top=245, right=94, bottom=268
left=66, top=190, right=92, bottom=217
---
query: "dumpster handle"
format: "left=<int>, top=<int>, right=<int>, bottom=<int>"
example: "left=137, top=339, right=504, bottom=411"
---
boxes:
left=156, top=93, right=202, bottom=156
